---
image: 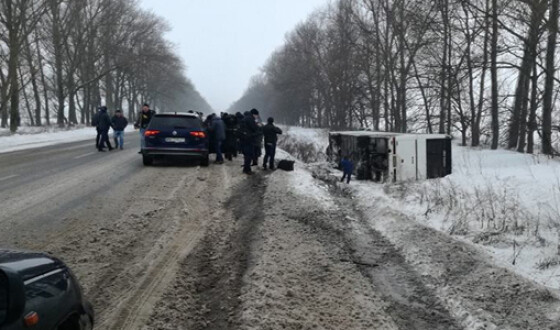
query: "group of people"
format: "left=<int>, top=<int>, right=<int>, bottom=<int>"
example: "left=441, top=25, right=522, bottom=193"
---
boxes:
left=205, top=108, right=283, bottom=175
left=92, top=107, right=129, bottom=152
left=92, top=103, right=155, bottom=152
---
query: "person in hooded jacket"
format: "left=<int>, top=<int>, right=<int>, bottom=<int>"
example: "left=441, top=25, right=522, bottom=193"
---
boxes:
left=111, top=109, right=128, bottom=150
left=210, top=114, right=226, bottom=164
left=262, top=117, right=282, bottom=170
left=95, top=106, right=113, bottom=152
left=239, top=111, right=258, bottom=174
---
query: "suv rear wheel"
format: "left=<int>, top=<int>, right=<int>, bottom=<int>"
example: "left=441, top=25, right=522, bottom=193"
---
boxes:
left=200, top=154, right=209, bottom=167
left=143, top=155, right=154, bottom=166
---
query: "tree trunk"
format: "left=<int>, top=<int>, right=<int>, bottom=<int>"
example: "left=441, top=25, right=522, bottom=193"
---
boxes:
left=25, top=33, right=42, bottom=126
left=474, top=0, right=491, bottom=147
left=543, top=0, right=559, bottom=155
left=508, top=1, right=545, bottom=149
left=36, top=31, right=50, bottom=126
left=491, top=0, right=500, bottom=150
left=50, top=0, right=66, bottom=126
left=527, top=63, right=539, bottom=154
left=439, top=0, right=450, bottom=134
left=20, top=67, right=35, bottom=127
left=463, top=2, right=478, bottom=146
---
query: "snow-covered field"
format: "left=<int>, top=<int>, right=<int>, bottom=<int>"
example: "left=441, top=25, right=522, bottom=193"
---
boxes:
left=0, top=125, right=136, bottom=154
left=281, top=126, right=560, bottom=290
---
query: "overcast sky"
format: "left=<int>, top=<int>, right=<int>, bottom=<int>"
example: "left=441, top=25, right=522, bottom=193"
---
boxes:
left=139, top=0, right=328, bottom=111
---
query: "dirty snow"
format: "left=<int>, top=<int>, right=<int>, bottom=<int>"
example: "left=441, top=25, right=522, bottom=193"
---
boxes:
left=281, top=126, right=560, bottom=290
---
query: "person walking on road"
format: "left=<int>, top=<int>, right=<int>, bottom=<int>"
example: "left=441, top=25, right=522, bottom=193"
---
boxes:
left=92, top=107, right=102, bottom=149
left=340, top=156, right=354, bottom=184
left=111, top=109, right=128, bottom=150
left=134, top=103, right=156, bottom=153
left=95, top=106, right=113, bottom=152
left=210, top=114, right=226, bottom=164
left=262, top=117, right=282, bottom=170
left=239, top=111, right=258, bottom=174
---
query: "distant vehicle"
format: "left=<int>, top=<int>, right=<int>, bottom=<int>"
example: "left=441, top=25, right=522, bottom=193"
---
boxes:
left=141, top=112, right=209, bottom=166
left=0, top=249, right=94, bottom=330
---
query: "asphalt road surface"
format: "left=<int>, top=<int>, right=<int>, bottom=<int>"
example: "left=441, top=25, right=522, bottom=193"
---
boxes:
left=0, top=134, right=143, bottom=248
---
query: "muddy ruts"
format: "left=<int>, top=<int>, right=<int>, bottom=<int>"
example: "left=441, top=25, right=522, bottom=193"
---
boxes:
left=147, top=174, right=266, bottom=329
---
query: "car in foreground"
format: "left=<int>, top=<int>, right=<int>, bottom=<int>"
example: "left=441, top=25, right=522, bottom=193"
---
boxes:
left=0, top=249, right=94, bottom=330
left=141, top=112, right=209, bottom=166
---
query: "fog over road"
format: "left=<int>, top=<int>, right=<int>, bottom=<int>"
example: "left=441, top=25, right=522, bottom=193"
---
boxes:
left=1, top=139, right=560, bottom=330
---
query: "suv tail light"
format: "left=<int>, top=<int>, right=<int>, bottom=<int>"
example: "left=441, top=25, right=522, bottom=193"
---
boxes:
left=190, top=131, right=206, bottom=138
left=144, top=130, right=160, bottom=137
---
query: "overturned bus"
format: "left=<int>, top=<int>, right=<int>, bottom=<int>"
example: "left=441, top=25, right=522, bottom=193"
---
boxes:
left=327, top=131, right=452, bottom=182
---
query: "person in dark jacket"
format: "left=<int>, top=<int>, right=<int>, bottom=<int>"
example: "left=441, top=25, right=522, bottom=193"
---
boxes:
left=250, top=108, right=263, bottom=166
left=239, top=111, right=258, bottom=174
left=95, top=106, right=113, bottom=152
left=223, top=113, right=238, bottom=161
left=210, top=114, right=226, bottom=164
left=262, top=117, right=282, bottom=170
left=92, top=107, right=102, bottom=149
left=134, top=103, right=156, bottom=153
left=235, top=112, right=244, bottom=153
left=340, top=156, right=354, bottom=184
left=111, top=109, right=128, bottom=150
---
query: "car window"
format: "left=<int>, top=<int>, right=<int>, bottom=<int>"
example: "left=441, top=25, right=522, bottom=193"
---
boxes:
left=0, top=272, right=7, bottom=324
left=150, top=116, right=202, bottom=129
left=25, top=270, right=68, bottom=301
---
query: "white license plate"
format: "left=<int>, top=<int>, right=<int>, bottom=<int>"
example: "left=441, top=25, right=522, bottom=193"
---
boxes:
left=165, top=137, right=185, bottom=143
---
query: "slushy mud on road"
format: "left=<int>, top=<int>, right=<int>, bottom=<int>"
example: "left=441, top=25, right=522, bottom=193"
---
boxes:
left=2, top=143, right=560, bottom=329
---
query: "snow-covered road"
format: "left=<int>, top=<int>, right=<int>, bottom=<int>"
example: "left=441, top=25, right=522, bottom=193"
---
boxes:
left=2, top=132, right=560, bottom=329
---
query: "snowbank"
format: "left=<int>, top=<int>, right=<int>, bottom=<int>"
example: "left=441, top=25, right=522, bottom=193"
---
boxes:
left=394, top=146, right=560, bottom=289
left=0, top=125, right=136, bottom=154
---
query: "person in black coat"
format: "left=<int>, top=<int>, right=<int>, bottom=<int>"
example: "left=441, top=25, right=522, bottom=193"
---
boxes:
left=111, top=109, right=128, bottom=150
left=92, top=107, right=102, bottom=149
left=223, top=113, right=238, bottom=161
left=262, top=117, right=282, bottom=170
left=95, top=106, right=113, bottom=152
left=239, top=111, right=258, bottom=174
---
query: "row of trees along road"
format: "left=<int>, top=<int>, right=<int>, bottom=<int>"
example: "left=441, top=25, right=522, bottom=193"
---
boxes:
left=230, top=0, right=560, bottom=155
left=0, top=0, right=212, bottom=133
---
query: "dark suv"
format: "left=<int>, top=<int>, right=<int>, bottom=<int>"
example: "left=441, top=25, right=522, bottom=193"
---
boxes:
left=141, top=113, right=209, bottom=166
left=0, top=250, right=93, bottom=330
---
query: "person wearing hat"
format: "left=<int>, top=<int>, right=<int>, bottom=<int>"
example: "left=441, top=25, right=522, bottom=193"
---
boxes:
left=111, top=109, right=128, bottom=150
left=262, top=117, right=282, bottom=170
left=134, top=103, right=156, bottom=153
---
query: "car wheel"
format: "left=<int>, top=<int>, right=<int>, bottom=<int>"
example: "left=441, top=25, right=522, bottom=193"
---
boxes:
left=200, top=155, right=209, bottom=167
left=143, top=155, right=154, bottom=166
left=79, top=314, right=93, bottom=330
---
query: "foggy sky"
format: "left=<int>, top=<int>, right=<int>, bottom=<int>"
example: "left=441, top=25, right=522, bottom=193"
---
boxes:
left=139, top=0, right=328, bottom=111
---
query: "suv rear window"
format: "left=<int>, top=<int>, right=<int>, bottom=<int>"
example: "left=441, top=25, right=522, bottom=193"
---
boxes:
left=150, top=116, right=202, bottom=129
